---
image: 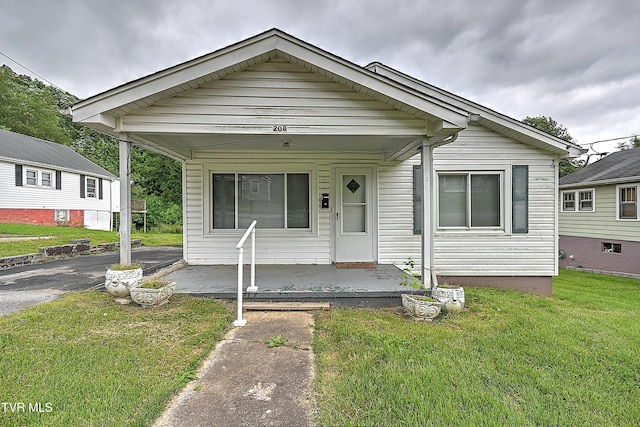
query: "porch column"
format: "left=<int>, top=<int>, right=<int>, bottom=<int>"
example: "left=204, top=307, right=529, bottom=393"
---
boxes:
left=119, top=134, right=132, bottom=265
left=420, top=138, right=433, bottom=289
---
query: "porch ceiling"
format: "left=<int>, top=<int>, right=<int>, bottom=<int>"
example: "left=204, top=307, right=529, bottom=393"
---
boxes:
left=132, top=132, right=424, bottom=161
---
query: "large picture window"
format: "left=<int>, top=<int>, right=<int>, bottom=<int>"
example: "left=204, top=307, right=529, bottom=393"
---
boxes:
left=212, top=173, right=310, bottom=230
left=438, top=172, right=502, bottom=228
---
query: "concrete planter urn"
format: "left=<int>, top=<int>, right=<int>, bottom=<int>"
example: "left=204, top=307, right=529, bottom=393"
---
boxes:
left=105, top=267, right=143, bottom=297
left=401, top=294, right=443, bottom=321
left=432, top=286, right=465, bottom=314
left=130, top=282, right=176, bottom=307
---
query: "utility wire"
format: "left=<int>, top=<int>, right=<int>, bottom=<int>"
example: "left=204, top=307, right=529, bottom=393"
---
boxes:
left=578, top=134, right=639, bottom=147
left=0, top=50, right=67, bottom=93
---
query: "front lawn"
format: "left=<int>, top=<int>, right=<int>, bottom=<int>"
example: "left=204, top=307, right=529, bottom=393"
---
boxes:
left=0, top=223, right=182, bottom=257
left=313, top=270, right=640, bottom=426
left=0, top=292, right=233, bottom=426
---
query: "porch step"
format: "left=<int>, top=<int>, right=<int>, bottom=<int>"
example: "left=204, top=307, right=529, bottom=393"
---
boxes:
left=244, top=301, right=330, bottom=311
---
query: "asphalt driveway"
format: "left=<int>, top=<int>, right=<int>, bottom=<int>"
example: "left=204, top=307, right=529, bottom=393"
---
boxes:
left=0, top=246, right=183, bottom=315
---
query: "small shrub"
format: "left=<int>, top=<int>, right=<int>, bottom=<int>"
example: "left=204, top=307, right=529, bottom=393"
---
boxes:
left=399, top=257, right=425, bottom=291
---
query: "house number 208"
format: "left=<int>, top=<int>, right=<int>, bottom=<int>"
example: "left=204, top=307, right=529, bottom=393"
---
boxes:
left=273, top=125, right=287, bottom=132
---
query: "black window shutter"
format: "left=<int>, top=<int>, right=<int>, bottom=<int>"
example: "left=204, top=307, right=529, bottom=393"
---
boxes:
left=80, top=174, right=86, bottom=198
left=15, top=165, right=23, bottom=186
left=56, top=170, right=62, bottom=190
left=512, top=165, right=529, bottom=233
left=98, top=178, right=103, bottom=200
left=413, top=165, right=422, bottom=234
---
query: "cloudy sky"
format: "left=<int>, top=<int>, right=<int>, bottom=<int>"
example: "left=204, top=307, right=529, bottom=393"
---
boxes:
left=1, top=0, right=638, bottom=155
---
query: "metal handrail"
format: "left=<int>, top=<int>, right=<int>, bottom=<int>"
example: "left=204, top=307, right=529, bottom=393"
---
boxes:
left=233, top=220, right=258, bottom=326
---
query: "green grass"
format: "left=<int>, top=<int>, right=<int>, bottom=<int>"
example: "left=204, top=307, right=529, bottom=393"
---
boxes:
left=0, top=223, right=182, bottom=257
left=313, top=269, right=640, bottom=426
left=0, top=291, right=233, bottom=426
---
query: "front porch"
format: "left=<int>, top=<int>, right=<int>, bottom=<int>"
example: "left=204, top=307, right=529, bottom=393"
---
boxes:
left=164, top=263, right=408, bottom=307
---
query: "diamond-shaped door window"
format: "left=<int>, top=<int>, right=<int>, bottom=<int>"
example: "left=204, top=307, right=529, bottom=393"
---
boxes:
left=346, top=179, right=361, bottom=194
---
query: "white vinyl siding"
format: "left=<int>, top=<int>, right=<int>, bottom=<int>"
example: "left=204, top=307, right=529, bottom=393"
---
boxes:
left=121, top=59, right=426, bottom=138
left=183, top=123, right=559, bottom=277
left=418, top=124, right=557, bottom=276
left=0, top=161, right=112, bottom=211
left=185, top=151, right=381, bottom=265
left=559, top=184, right=640, bottom=240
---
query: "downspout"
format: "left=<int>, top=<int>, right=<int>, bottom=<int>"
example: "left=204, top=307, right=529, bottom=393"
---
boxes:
left=421, top=133, right=458, bottom=290
left=553, top=154, right=560, bottom=276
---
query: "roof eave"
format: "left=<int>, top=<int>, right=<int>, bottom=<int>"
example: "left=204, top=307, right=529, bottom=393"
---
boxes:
left=368, top=62, right=583, bottom=156
left=0, top=156, right=117, bottom=180
left=560, top=175, right=640, bottom=189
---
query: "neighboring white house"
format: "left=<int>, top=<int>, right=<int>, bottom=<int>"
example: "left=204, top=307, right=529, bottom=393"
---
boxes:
left=72, top=29, right=582, bottom=295
left=559, top=147, right=640, bottom=275
left=0, top=129, right=118, bottom=231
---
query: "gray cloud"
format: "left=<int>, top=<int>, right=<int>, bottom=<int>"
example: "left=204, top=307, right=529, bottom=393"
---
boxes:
left=1, top=0, right=638, bottom=149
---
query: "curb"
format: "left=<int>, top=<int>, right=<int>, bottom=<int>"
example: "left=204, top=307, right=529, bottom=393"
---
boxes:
left=0, top=240, right=142, bottom=271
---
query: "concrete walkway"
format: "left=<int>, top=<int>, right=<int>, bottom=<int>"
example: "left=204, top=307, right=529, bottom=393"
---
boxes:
left=153, top=311, right=316, bottom=427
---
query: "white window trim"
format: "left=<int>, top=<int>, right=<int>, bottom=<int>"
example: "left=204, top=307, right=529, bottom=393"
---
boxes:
left=435, top=170, right=505, bottom=232
left=204, top=163, right=318, bottom=235
left=24, top=167, right=55, bottom=188
left=25, top=169, right=38, bottom=187
left=86, top=177, right=97, bottom=198
left=561, top=189, right=595, bottom=212
left=616, top=184, right=639, bottom=221
left=41, top=171, right=53, bottom=188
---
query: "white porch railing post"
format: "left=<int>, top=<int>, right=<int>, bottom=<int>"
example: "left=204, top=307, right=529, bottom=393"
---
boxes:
left=234, top=247, right=246, bottom=326
left=247, top=226, right=258, bottom=292
left=233, top=220, right=258, bottom=327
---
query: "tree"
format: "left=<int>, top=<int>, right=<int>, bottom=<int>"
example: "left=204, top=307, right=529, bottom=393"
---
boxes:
left=616, top=136, right=640, bottom=151
left=0, top=65, right=183, bottom=229
left=0, top=66, right=72, bottom=144
left=522, top=115, right=582, bottom=177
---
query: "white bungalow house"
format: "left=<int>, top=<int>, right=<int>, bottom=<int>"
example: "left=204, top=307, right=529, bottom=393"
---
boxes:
left=72, top=29, right=581, bottom=296
left=0, top=129, right=117, bottom=231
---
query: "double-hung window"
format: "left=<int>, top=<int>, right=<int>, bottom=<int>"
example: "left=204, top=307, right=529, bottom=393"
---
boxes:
left=15, top=166, right=60, bottom=189
left=212, top=173, right=310, bottom=230
left=562, top=192, right=575, bottom=211
left=561, top=189, right=595, bottom=212
left=86, top=178, right=97, bottom=198
left=41, top=172, right=52, bottom=188
left=618, top=185, right=637, bottom=220
left=438, top=172, right=502, bottom=228
left=26, top=169, right=38, bottom=186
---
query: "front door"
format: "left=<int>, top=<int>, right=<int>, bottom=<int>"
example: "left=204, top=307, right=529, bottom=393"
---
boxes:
left=334, top=167, right=375, bottom=262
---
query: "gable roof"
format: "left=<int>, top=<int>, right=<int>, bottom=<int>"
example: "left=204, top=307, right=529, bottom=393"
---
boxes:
left=73, top=28, right=468, bottom=135
left=0, top=129, right=117, bottom=180
left=366, top=62, right=583, bottom=157
left=73, top=28, right=581, bottom=160
left=560, top=147, right=640, bottom=188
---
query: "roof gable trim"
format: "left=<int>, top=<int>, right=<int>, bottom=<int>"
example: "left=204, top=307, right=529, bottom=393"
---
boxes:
left=73, top=29, right=469, bottom=131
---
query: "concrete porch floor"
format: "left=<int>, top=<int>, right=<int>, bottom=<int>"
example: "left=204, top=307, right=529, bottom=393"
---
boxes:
left=164, top=263, right=407, bottom=307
